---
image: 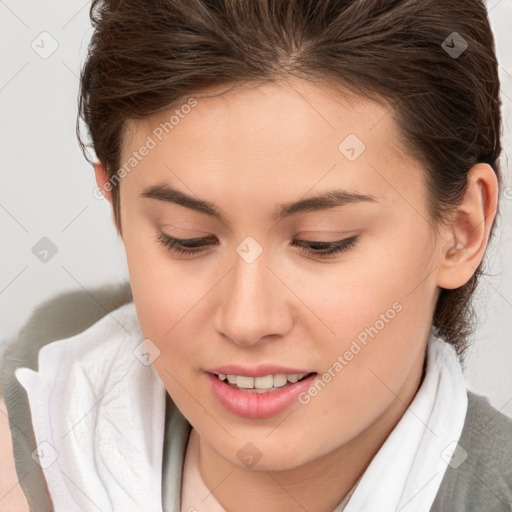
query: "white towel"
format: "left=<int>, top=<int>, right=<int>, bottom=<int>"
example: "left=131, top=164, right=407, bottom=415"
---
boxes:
left=15, top=300, right=468, bottom=512
left=16, top=301, right=166, bottom=512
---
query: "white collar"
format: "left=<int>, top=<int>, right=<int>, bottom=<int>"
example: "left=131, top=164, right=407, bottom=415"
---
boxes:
left=343, top=328, right=468, bottom=511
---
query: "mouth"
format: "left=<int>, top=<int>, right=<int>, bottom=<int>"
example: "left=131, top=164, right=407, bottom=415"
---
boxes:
left=211, top=371, right=317, bottom=393
left=206, top=371, right=318, bottom=418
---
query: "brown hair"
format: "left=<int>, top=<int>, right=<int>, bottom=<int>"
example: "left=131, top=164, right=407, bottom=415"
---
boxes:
left=77, top=0, right=503, bottom=361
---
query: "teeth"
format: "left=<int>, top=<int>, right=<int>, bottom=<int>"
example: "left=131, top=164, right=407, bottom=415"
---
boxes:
left=217, top=372, right=309, bottom=389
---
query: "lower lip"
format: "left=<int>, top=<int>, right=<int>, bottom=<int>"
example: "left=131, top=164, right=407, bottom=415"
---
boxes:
left=206, top=372, right=317, bottom=419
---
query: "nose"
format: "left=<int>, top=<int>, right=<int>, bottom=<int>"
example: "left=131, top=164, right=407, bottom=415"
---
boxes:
left=214, top=247, right=294, bottom=347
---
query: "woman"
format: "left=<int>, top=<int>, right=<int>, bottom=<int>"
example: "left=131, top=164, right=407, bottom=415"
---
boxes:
left=2, top=0, right=512, bottom=511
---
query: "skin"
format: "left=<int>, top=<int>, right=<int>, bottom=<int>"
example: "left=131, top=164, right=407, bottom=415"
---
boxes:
left=92, top=77, right=498, bottom=512
left=0, top=399, right=30, bottom=511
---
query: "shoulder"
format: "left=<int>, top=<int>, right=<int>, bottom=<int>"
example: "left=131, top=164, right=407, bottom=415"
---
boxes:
left=464, top=391, right=512, bottom=488
left=432, top=390, right=512, bottom=511
left=2, top=281, right=134, bottom=400
left=1, top=282, right=134, bottom=512
left=466, top=389, right=512, bottom=438
left=463, top=390, right=512, bottom=471
left=11, top=281, right=133, bottom=356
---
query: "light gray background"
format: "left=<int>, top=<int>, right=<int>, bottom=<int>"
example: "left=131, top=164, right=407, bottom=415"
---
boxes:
left=1, top=1, right=511, bottom=417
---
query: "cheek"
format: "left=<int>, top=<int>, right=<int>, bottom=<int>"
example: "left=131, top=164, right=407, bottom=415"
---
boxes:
left=301, top=234, right=433, bottom=405
left=122, top=236, right=216, bottom=392
left=121, top=214, right=195, bottom=335
left=286, top=240, right=409, bottom=341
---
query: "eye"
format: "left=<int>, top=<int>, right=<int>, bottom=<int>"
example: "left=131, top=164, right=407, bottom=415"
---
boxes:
left=156, top=233, right=217, bottom=256
left=156, top=233, right=359, bottom=259
left=291, top=235, right=359, bottom=259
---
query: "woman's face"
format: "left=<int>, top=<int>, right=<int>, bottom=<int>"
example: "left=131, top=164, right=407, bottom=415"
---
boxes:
left=115, top=78, right=445, bottom=470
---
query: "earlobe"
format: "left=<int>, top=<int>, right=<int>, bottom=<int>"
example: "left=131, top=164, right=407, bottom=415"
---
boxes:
left=436, top=163, right=499, bottom=290
left=94, top=161, right=112, bottom=204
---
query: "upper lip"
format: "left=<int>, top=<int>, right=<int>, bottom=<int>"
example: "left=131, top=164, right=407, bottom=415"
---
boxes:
left=206, top=365, right=316, bottom=378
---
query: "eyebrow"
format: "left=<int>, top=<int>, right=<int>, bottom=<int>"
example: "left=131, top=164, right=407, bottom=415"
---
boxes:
left=140, top=183, right=378, bottom=223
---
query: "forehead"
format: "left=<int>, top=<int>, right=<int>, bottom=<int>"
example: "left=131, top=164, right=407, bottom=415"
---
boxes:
left=120, top=78, right=423, bottom=215
left=125, top=78, right=404, bottom=151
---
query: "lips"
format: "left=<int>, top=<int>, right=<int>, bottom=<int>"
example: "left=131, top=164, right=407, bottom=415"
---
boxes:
left=206, top=371, right=318, bottom=418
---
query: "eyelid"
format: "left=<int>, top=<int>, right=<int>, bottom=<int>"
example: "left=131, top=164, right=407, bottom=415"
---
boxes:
left=156, top=231, right=359, bottom=259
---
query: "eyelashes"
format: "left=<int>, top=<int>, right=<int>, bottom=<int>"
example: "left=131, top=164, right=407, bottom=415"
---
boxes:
left=156, top=233, right=359, bottom=259
left=291, top=236, right=358, bottom=258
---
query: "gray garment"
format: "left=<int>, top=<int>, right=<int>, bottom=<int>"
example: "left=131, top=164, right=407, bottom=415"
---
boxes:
left=2, top=283, right=512, bottom=511
left=430, top=390, right=512, bottom=511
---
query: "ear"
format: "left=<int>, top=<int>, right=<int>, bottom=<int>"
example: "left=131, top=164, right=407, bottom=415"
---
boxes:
left=436, top=163, right=499, bottom=289
left=94, top=160, right=112, bottom=204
